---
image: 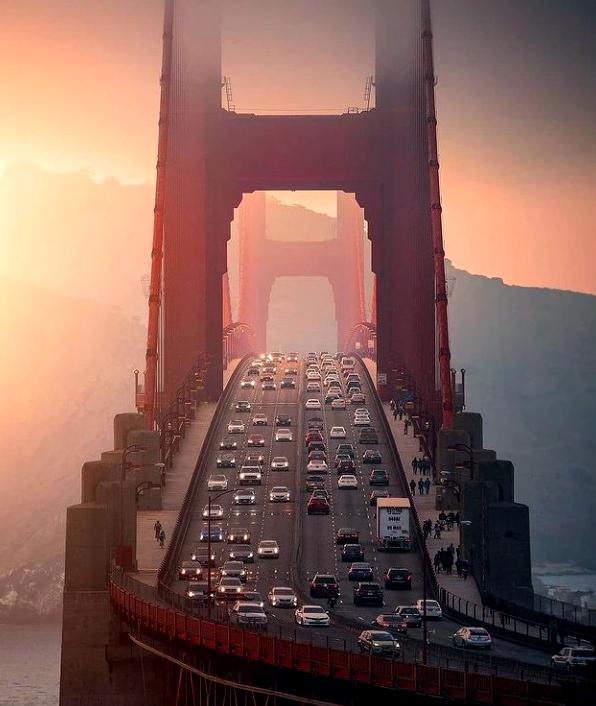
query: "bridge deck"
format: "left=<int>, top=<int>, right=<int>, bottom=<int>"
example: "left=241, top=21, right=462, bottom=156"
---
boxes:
left=135, top=360, right=240, bottom=585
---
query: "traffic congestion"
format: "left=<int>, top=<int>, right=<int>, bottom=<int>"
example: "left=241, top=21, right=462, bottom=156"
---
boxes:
left=168, top=352, right=555, bottom=668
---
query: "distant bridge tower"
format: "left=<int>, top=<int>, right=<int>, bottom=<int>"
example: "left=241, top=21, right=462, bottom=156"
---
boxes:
left=237, top=191, right=366, bottom=353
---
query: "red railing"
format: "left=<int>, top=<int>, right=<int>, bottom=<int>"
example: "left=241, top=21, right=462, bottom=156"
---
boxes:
left=110, top=580, right=566, bottom=706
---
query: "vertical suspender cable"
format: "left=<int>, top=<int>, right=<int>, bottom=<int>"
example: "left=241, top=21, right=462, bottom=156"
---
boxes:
left=421, top=0, right=454, bottom=428
left=145, top=0, right=175, bottom=430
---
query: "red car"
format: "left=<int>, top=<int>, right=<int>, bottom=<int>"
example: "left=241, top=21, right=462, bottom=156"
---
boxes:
left=307, top=496, right=330, bottom=515
left=305, top=430, right=324, bottom=446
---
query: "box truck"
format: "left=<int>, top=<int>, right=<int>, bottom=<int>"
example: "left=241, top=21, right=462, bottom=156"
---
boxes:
left=376, top=497, right=412, bottom=551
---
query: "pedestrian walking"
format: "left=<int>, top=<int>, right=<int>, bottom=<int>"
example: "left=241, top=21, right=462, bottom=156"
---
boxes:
left=455, top=558, right=463, bottom=578
left=159, top=529, right=166, bottom=548
left=409, top=478, right=416, bottom=496
left=417, top=478, right=424, bottom=495
left=433, top=552, right=441, bottom=573
left=445, top=552, right=454, bottom=574
left=411, top=457, right=418, bottom=475
left=461, top=559, right=468, bottom=580
left=455, top=544, right=461, bottom=560
left=392, top=407, right=398, bottom=421
left=404, top=419, right=410, bottom=435
left=424, top=478, right=431, bottom=495
left=433, top=522, right=441, bottom=539
left=398, top=408, right=403, bottom=421
left=154, top=519, right=162, bottom=541
left=390, top=399, right=395, bottom=412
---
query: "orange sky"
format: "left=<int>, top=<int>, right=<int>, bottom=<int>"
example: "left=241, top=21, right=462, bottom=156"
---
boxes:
left=1, top=0, right=595, bottom=294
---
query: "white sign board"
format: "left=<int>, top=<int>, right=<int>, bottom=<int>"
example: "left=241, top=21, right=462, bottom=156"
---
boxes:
left=377, top=373, right=387, bottom=386
left=354, top=341, right=361, bottom=349
left=367, top=339, right=375, bottom=349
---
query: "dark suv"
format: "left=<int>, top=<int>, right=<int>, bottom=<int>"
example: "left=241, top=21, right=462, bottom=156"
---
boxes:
left=336, top=443, right=355, bottom=458
left=384, top=568, right=412, bottom=590
left=310, top=574, right=339, bottom=598
left=341, top=543, right=365, bottom=562
left=353, top=583, right=384, bottom=607
left=358, top=428, right=378, bottom=444
left=362, top=449, right=382, bottom=464
left=369, top=469, right=389, bottom=486
left=275, top=415, right=292, bottom=426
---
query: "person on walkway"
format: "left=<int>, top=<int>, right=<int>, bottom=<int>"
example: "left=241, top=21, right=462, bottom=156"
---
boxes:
left=159, top=529, right=166, bottom=548
left=154, top=519, right=162, bottom=541
left=404, top=418, right=410, bottom=435
left=433, top=552, right=442, bottom=573
left=417, top=478, right=424, bottom=495
left=433, top=522, right=441, bottom=539
left=455, top=544, right=461, bottom=560
left=411, top=457, right=418, bottom=474
left=438, top=511, right=447, bottom=523
left=392, top=406, right=398, bottom=421
left=423, top=519, right=432, bottom=540
left=424, top=478, right=431, bottom=495
left=461, top=559, right=468, bottom=580
left=447, top=543, right=455, bottom=558
left=409, top=478, right=416, bottom=496
left=455, top=558, right=463, bottom=578
left=390, top=399, right=395, bottom=412
left=398, top=408, right=403, bottom=421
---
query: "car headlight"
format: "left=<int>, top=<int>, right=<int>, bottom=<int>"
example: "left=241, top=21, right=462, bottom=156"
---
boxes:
left=236, top=587, right=241, bottom=592
left=181, top=568, right=186, bottom=574
left=271, top=598, right=277, bottom=604
left=218, top=586, right=224, bottom=592
left=243, top=535, right=248, bottom=541
left=274, top=548, right=279, bottom=554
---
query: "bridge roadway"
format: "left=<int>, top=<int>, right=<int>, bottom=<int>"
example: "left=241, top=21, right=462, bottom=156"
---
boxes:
left=168, top=354, right=552, bottom=673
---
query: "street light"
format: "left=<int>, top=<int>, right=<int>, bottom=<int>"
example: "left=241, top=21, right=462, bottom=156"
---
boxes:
left=447, top=442, right=474, bottom=480
left=117, top=443, right=147, bottom=568
left=205, top=487, right=237, bottom=608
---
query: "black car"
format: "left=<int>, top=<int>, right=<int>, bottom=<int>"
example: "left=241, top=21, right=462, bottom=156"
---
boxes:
left=348, top=562, right=374, bottom=581
left=220, top=440, right=237, bottom=451
left=308, top=450, right=328, bottom=462
left=305, top=475, right=326, bottom=491
left=341, top=543, right=365, bottom=562
left=309, top=574, right=339, bottom=598
left=336, top=528, right=359, bottom=545
left=190, top=546, right=216, bottom=566
left=384, top=568, right=412, bottom=590
left=228, top=545, right=255, bottom=563
left=336, top=443, right=355, bottom=458
left=369, top=469, right=389, bottom=486
left=280, top=378, right=296, bottom=389
left=353, top=583, right=384, bottom=607
left=358, top=428, right=378, bottom=444
left=235, top=401, right=251, bottom=413
left=308, top=441, right=326, bottom=454
left=227, top=527, right=251, bottom=544
left=362, top=449, right=382, bottom=464
left=307, top=418, right=325, bottom=431
left=216, top=453, right=236, bottom=468
left=275, top=415, right=292, bottom=426
left=393, top=606, right=422, bottom=627
left=244, top=453, right=264, bottom=466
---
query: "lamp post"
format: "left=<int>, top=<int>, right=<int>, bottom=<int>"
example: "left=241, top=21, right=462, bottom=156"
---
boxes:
left=205, top=488, right=236, bottom=609
left=447, top=442, right=474, bottom=480
left=118, top=443, right=147, bottom=568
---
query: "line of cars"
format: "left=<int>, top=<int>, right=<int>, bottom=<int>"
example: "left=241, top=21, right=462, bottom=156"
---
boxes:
left=180, top=352, right=337, bottom=630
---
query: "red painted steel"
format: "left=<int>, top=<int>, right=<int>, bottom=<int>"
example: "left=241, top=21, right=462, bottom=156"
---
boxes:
left=109, top=582, right=565, bottom=705
left=421, top=0, right=454, bottom=427
left=144, top=0, right=174, bottom=430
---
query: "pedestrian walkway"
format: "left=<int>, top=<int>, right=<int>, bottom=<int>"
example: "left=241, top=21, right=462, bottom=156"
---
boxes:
left=362, top=359, right=482, bottom=604
left=135, top=360, right=240, bottom=582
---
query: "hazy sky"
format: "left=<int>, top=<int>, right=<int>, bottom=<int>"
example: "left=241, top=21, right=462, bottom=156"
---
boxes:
left=1, top=0, right=595, bottom=293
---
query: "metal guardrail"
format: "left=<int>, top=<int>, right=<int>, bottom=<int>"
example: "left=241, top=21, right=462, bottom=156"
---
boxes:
left=157, top=355, right=251, bottom=585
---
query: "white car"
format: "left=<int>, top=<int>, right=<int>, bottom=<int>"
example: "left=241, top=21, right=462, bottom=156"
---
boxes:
left=271, top=456, right=289, bottom=470
left=275, top=429, right=293, bottom=442
left=233, top=488, right=257, bottom=505
left=353, top=415, right=371, bottom=426
left=268, top=586, right=297, bottom=607
left=202, top=503, right=224, bottom=518
left=305, top=399, right=322, bottom=410
left=331, top=398, right=346, bottom=410
left=338, top=474, right=358, bottom=489
left=217, top=577, right=243, bottom=597
left=306, top=372, right=321, bottom=381
left=349, top=393, right=366, bottom=404
left=252, top=413, right=268, bottom=426
left=230, top=601, right=268, bottom=627
left=307, top=459, right=328, bottom=473
left=306, top=382, right=321, bottom=392
left=324, top=376, right=340, bottom=387
left=227, top=420, right=245, bottom=434
left=207, top=474, right=228, bottom=491
left=330, top=426, right=347, bottom=438
left=416, top=599, right=443, bottom=620
left=295, top=605, right=331, bottom=627
left=269, top=486, right=290, bottom=502
left=257, top=540, right=280, bottom=558
left=452, top=627, right=492, bottom=650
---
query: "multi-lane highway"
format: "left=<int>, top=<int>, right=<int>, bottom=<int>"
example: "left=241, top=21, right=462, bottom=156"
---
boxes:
left=168, top=352, right=553, bottom=673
